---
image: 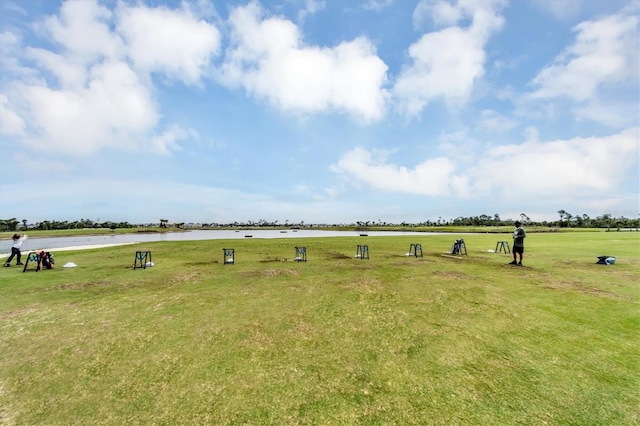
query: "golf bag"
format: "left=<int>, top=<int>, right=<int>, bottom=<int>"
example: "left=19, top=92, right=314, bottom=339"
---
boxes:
left=450, top=239, right=465, bottom=255
left=40, top=252, right=55, bottom=270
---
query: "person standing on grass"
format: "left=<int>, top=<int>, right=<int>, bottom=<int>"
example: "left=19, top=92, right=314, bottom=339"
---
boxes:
left=510, top=221, right=525, bottom=266
left=4, top=233, right=27, bottom=267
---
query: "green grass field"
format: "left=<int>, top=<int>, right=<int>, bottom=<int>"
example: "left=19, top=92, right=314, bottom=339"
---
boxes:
left=1, top=232, right=638, bottom=425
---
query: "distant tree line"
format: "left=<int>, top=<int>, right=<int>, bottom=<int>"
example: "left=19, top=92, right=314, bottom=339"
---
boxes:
left=0, top=218, right=135, bottom=232
left=447, top=211, right=639, bottom=229
left=0, top=211, right=638, bottom=232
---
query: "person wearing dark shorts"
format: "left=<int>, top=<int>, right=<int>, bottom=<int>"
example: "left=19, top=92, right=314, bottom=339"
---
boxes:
left=510, top=221, right=526, bottom=266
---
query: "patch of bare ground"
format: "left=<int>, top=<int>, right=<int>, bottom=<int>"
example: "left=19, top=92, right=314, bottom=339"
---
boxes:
left=541, top=280, right=629, bottom=300
left=285, top=313, right=318, bottom=342
left=0, top=306, right=40, bottom=321
left=241, top=268, right=301, bottom=278
left=240, top=321, right=275, bottom=352
left=186, top=260, right=215, bottom=266
left=170, top=270, right=202, bottom=285
left=259, top=256, right=291, bottom=263
left=47, top=281, right=112, bottom=291
left=391, top=258, right=433, bottom=267
left=325, top=251, right=351, bottom=260
left=341, top=276, right=384, bottom=293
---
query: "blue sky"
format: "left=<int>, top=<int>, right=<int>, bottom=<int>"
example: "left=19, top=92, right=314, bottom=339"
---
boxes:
left=0, top=0, right=638, bottom=225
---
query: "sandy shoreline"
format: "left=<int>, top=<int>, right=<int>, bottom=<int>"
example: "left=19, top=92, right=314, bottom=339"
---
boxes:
left=0, top=242, right=137, bottom=259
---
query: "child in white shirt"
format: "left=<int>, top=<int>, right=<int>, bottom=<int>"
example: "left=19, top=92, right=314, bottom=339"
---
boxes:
left=4, top=233, right=27, bottom=267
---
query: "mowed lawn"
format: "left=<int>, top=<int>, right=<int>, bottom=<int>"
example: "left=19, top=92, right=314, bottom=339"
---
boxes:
left=1, top=232, right=638, bottom=425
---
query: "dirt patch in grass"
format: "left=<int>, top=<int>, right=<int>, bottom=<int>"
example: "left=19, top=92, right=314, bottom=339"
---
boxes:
left=186, top=260, right=215, bottom=266
left=241, top=268, right=301, bottom=278
left=341, top=276, right=385, bottom=293
left=47, top=281, right=112, bottom=291
left=0, top=306, right=40, bottom=321
left=325, top=251, right=352, bottom=260
left=240, top=322, right=275, bottom=352
left=285, top=313, right=318, bottom=341
left=391, top=258, right=434, bottom=267
left=259, top=256, right=291, bottom=263
left=170, top=270, right=202, bottom=285
left=541, top=280, right=628, bottom=300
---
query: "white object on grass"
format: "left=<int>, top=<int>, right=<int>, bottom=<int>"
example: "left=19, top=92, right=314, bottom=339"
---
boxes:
left=63, top=262, right=77, bottom=268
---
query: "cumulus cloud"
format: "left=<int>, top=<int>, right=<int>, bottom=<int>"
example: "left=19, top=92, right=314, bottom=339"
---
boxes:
left=19, top=60, right=159, bottom=155
left=1, top=0, right=220, bottom=157
left=43, top=0, right=122, bottom=62
left=394, top=0, right=506, bottom=115
left=332, top=127, right=639, bottom=201
left=476, top=109, right=517, bottom=132
left=528, top=0, right=582, bottom=21
left=219, top=2, right=389, bottom=123
left=330, top=147, right=469, bottom=196
left=0, top=94, right=25, bottom=136
left=528, top=9, right=639, bottom=127
left=530, top=12, right=638, bottom=101
left=363, top=0, right=395, bottom=12
left=298, top=0, right=325, bottom=23
left=469, top=127, right=640, bottom=198
left=152, top=125, right=199, bottom=156
left=117, top=3, right=221, bottom=85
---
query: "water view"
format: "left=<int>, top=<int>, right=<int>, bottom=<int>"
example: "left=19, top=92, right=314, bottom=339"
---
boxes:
left=0, top=229, right=451, bottom=255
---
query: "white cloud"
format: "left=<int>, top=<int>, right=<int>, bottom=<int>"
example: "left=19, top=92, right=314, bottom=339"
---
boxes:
left=152, top=125, right=199, bottom=156
left=413, top=0, right=463, bottom=28
left=514, top=8, right=640, bottom=129
left=332, top=128, right=639, bottom=202
left=0, top=31, right=39, bottom=79
left=26, top=47, right=87, bottom=89
left=298, top=0, right=325, bottom=23
left=394, top=0, right=505, bottom=116
left=20, top=60, right=159, bottom=155
left=220, top=2, right=388, bottom=123
left=528, top=0, right=582, bottom=21
left=530, top=12, right=638, bottom=102
left=467, top=127, right=639, bottom=198
left=574, top=99, right=639, bottom=128
left=117, top=3, right=221, bottom=85
left=43, top=0, right=122, bottom=62
left=393, top=27, right=485, bottom=114
left=11, top=152, right=71, bottom=174
left=330, top=147, right=469, bottom=196
left=1, top=0, right=223, bottom=157
left=0, top=93, right=25, bottom=136
left=363, top=0, right=395, bottom=12
left=291, top=183, right=340, bottom=201
left=476, top=109, right=517, bottom=132
left=2, top=1, right=28, bottom=16
left=435, top=129, right=484, bottom=165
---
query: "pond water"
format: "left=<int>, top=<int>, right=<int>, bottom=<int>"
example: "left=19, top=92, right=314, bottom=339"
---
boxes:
left=0, top=229, right=450, bottom=254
